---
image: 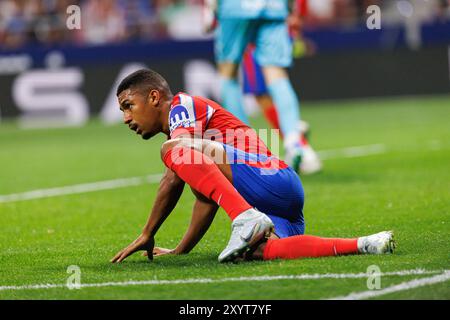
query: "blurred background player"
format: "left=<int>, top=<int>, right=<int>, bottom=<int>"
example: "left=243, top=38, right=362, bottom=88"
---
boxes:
left=204, top=0, right=322, bottom=175
left=240, top=0, right=322, bottom=175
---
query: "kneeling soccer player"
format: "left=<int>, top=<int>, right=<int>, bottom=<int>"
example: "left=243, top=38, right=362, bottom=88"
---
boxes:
left=111, top=69, right=395, bottom=264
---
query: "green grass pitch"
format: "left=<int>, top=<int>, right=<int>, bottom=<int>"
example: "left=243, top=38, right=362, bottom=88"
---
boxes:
left=0, top=95, right=449, bottom=300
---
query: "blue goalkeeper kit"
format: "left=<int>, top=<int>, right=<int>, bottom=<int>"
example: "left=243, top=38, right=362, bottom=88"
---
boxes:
left=215, top=0, right=292, bottom=67
left=215, top=0, right=302, bottom=144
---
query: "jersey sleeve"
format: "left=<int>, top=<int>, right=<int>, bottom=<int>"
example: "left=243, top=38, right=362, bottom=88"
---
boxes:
left=296, top=0, right=308, bottom=17
left=169, top=93, right=215, bottom=139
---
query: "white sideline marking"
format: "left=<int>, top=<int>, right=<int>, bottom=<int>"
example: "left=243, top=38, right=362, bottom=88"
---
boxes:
left=317, top=144, right=386, bottom=160
left=330, top=270, right=450, bottom=300
left=0, top=269, right=442, bottom=291
left=0, top=144, right=386, bottom=204
left=0, top=174, right=163, bottom=203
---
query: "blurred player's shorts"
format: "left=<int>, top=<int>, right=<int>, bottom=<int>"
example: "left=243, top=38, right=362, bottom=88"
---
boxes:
left=215, top=19, right=292, bottom=67
left=242, top=45, right=268, bottom=95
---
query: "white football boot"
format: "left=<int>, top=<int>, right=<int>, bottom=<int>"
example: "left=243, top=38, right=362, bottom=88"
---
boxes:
left=298, top=120, right=310, bottom=136
left=299, top=144, right=322, bottom=175
left=218, top=208, right=274, bottom=263
left=284, top=122, right=322, bottom=175
left=284, top=145, right=302, bottom=172
left=284, top=132, right=303, bottom=173
left=357, top=231, right=396, bottom=254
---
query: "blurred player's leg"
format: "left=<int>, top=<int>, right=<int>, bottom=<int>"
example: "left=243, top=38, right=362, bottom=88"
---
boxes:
left=215, top=19, right=257, bottom=124
left=255, top=21, right=322, bottom=174
left=256, top=21, right=302, bottom=168
left=258, top=98, right=309, bottom=142
left=263, top=67, right=311, bottom=173
left=256, top=95, right=281, bottom=130
left=256, top=96, right=322, bottom=174
left=218, top=63, right=249, bottom=124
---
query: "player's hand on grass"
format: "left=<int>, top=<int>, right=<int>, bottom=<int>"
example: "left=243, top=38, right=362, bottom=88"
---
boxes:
left=144, top=247, right=175, bottom=257
left=111, top=234, right=155, bottom=263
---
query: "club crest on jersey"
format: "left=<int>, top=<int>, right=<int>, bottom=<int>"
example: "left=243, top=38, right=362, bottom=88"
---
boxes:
left=169, top=104, right=195, bottom=132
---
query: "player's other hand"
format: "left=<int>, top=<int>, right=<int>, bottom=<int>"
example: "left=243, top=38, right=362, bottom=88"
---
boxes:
left=111, top=234, right=155, bottom=263
left=142, top=247, right=175, bottom=257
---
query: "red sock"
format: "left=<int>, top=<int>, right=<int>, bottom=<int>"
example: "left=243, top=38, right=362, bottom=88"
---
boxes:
left=263, top=104, right=281, bottom=132
left=163, top=147, right=252, bottom=220
left=300, top=133, right=309, bottom=147
left=263, top=235, right=358, bottom=260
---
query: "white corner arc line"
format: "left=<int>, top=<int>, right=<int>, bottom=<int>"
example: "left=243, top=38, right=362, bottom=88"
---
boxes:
left=329, top=270, right=450, bottom=300
left=0, top=269, right=442, bottom=292
left=0, top=174, right=163, bottom=204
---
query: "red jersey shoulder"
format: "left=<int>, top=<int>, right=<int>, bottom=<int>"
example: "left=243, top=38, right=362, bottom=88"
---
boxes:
left=169, top=93, right=216, bottom=137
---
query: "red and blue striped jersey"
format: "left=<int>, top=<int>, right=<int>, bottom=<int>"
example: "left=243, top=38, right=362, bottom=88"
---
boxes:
left=169, top=92, right=272, bottom=157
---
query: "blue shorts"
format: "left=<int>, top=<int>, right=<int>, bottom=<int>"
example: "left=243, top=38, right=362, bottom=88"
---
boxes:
left=215, top=19, right=293, bottom=68
left=223, top=144, right=305, bottom=238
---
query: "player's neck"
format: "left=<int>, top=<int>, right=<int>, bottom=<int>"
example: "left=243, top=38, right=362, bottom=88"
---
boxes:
left=160, top=98, right=172, bottom=136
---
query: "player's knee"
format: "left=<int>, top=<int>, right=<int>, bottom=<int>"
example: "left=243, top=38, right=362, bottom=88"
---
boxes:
left=262, top=66, right=288, bottom=85
left=190, top=187, right=215, bottom=204
left=160, top=139, right=180, bottom=160
left=218, top=62, right=238, bottom=79
left=160, top=138, right=194, bottom=160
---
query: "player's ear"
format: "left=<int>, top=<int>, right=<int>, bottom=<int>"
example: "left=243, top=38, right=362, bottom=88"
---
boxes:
left=148, top=89, right=160, bottom=107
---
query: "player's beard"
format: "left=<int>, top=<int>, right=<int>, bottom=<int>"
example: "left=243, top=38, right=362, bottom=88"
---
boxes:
left=141, top=130, right=155, bottom=140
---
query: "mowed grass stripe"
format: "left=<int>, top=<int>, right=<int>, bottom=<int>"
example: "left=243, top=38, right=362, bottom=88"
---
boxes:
left=0, top=144, right=387, bottom=203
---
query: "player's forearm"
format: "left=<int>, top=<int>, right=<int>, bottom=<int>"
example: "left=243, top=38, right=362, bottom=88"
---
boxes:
left=174, top=199, right=218, bottom=254
left=142, top=169, right=185, bottom=237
